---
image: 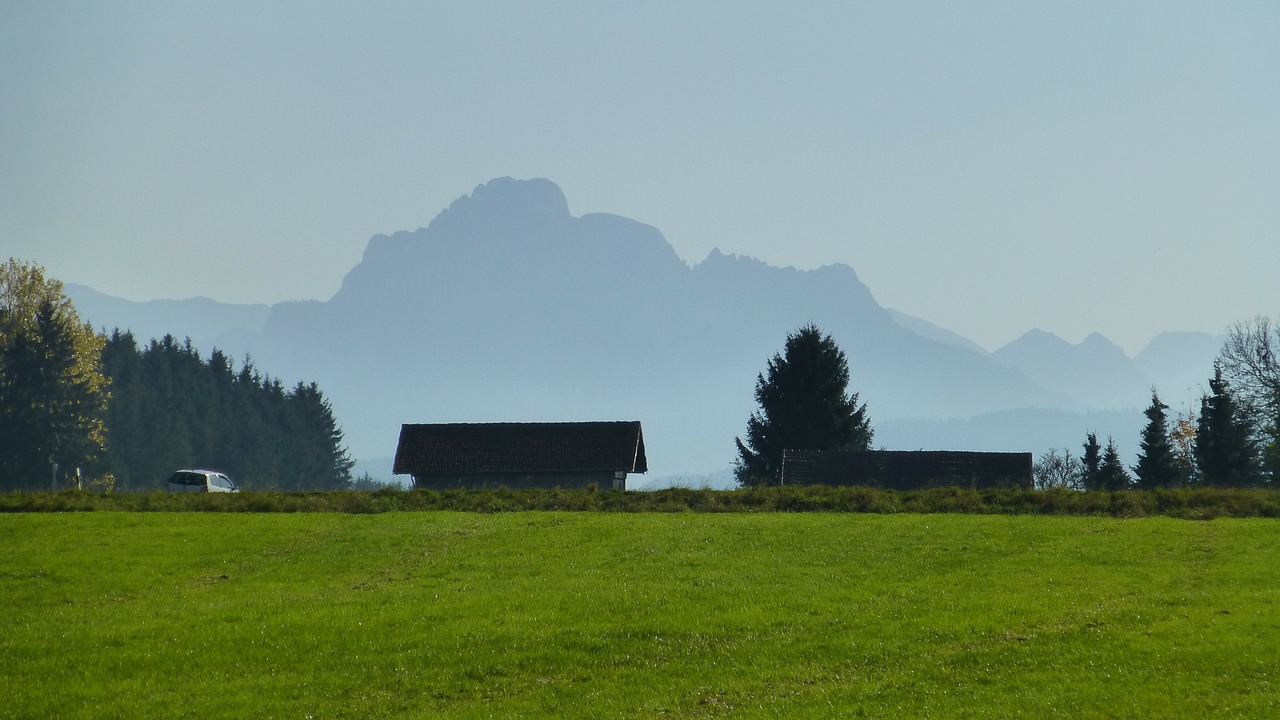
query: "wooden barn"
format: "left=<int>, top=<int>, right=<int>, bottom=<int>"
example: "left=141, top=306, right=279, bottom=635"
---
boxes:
left=780, top=449, right=1033, bottom=490
left=392, top=421, right=647, bottom=490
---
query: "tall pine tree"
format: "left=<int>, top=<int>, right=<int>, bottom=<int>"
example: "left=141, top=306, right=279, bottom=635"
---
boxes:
left=735, top=324, right=872, bottom=486
left=1081, top=432, right=1103, bottom=491
left=1195, top=364, right=1260, bottom=486
left=1133, top=390, right=1180, bottom=489
left=1099, top=437, right=1131, bottom=491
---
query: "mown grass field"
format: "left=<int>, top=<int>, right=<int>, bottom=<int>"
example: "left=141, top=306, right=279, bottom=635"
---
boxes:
left=2, top=511, right=1278, bottom=718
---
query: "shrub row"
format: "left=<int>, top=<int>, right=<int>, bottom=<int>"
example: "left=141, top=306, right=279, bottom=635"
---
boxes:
left=3, top=485, right=1280, bottom=518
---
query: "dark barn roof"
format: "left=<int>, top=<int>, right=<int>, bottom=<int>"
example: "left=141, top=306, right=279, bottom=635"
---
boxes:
left=393, top=421, right=647, bottom=476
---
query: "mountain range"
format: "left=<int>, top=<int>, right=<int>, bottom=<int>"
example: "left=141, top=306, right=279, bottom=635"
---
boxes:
left=66, top=178, right=1224, bottom=485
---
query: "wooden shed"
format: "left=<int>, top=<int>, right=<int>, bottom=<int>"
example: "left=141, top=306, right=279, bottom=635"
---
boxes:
left=780, top=449, right=1033, bottom=490
left=393, top=421, right=647, bottom=490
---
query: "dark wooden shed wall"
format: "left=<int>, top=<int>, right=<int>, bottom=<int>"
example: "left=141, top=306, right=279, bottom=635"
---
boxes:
left=781, top=450, right=1033, bottom=490
left=410, top=471, right=624, bottom=491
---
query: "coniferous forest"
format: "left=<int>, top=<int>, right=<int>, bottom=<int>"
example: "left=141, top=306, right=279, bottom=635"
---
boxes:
left=100, top=331, right=354, bottom=491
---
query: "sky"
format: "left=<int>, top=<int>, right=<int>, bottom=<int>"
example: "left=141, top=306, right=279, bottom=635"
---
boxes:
left=3, top=1, right=1278, bottom=355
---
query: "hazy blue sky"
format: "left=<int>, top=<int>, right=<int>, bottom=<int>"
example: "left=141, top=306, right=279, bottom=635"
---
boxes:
left=3, top=1, right=1277, bottom=354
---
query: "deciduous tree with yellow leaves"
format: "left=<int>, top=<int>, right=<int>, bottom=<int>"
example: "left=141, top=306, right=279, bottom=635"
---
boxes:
left=0, top=259, right=109, bottom=490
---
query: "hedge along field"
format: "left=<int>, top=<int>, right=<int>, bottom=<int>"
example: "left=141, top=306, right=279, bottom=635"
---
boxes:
left=2, top=512, right=1278, bottom=719
left=6, top=485, right=1280, bottom=517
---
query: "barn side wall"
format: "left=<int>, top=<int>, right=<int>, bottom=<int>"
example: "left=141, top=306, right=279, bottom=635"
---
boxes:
left=411, top=471, right=624, bottom=491
left=782, top=450, right=1033, bottom=490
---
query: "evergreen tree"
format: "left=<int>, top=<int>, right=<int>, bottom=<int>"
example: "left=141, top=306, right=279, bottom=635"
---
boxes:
left=101, top=331, right=146, bottom=489
left=735, top=324, right=872, bottom=486
left=1195, top=364, right=1260, bottom=486
left=1081, top=432, right=1103, bottom=491
left=1098, top=437, right=1131, bottom=491
left=1133, top=390, right=1180, bottom=489
left=276, top=381, right=354, bottom=490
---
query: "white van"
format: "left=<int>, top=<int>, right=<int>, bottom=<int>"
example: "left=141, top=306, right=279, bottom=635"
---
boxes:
left=166, top=469, right=239, bottom=493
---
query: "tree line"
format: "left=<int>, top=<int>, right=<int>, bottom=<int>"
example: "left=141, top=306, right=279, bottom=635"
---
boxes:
left=0, top=259, right=353, bottom=492
left=100, top=331, right=354, bottom=491
left=1036, top=317, right=1280, bottom=490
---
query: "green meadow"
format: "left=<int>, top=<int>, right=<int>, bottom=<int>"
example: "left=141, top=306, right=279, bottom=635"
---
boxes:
left=2, top=511, right=1278, bottom=718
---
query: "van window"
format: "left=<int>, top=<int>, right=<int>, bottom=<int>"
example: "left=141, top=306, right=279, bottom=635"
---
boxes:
left=168, top=471, right=206, bottom=486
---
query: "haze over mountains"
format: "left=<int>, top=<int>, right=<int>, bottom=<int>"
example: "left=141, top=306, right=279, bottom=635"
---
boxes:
left=67, top=178, right=1224, bottom=485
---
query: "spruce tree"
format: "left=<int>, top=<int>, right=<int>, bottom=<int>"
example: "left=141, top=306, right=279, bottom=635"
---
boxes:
left=1081, top=432, right=1103, bottom=491
left=735, top=324, right=872, bottom=486
left=1195, top=364, right=1260, bottom=486
left=1098, top=437, right=1131, bottom=491
left=1133, top=390, right=1180, bottom=489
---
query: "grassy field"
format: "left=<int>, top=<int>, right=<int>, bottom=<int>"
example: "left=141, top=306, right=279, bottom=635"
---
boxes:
left=2, top=512, right=1278, bottom=718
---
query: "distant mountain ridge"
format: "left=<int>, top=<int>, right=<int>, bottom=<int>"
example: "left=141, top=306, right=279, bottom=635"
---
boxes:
left=991, top=330, right=1150, bottom=410
left=886, top=309, right=988, bottom=356
left=66, top=284, right=269, bottom=355
left=66, top=178, right=1226, bottom=479
left=986, top=329, right=1220, bottom=413
left=247, top=178, right=1072, bottom=474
